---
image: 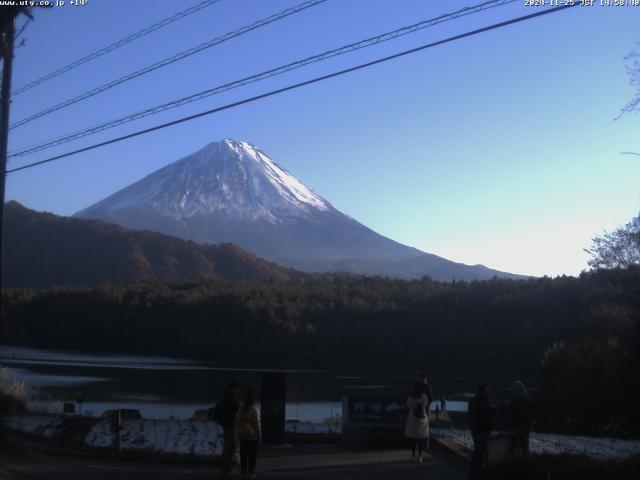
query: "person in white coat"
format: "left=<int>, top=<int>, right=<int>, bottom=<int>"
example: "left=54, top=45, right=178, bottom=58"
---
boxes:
left=405, top=383, right=430, bottom=462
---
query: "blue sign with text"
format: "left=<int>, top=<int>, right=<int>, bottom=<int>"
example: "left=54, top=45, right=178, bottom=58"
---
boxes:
left=347, top=397, right=408, bottom=424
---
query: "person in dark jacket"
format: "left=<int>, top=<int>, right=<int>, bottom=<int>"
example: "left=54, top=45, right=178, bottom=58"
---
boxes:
left=468, top=384, right=495, bottom=480
left=236, top=387, right=261, bottom=479
left=414, top=372, right=434, bottom=407
left=509, top=380, right=534, bottom=454
left=215, top=381, right=240, bottom=476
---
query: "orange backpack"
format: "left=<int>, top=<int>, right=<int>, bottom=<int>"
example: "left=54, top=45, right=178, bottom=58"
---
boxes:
left=236, top=409, right=256, bottom=440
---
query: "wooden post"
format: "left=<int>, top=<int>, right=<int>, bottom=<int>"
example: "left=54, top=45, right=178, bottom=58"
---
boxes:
left=0, top=17, right=15, bottom=306
left=111, top=409, right=122, bottom=453
left=260, top=372, right=286, bottom=444
left=116, top=409, right=122, bottom=453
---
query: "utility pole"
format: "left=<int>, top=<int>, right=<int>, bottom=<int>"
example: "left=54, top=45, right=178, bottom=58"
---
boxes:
left=0, top=17, right=15, bottom=306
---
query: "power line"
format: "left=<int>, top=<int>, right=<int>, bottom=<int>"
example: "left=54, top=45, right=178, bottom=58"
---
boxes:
left=10, top=0, right=513, bottom=158
left=6, top=4, right=577, bottom=175
left=11, top=0, right=224, bottom=96
left=8, top=0, right=516, bottom=159
left=9, top=0, right=327, bottom=130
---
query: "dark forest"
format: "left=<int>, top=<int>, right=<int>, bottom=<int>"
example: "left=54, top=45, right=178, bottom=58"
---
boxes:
left=3, top=266, right=639, bottom=436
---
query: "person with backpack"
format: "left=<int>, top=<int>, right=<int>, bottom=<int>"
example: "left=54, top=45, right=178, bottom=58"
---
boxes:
left=236, top=387, right=261, bottom=479
left=405, top=383, right=430, bottom=463
left=214, top=381, right=240, bottom=476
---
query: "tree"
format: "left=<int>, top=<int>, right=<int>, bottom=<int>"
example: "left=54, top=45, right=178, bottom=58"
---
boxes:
left=586, top=212, right=640, bottom=270
left=619, top=44, right=640, bottom=118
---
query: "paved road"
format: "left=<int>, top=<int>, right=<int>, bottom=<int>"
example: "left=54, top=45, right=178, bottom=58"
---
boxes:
left=0, top=445, right=467, bottom=480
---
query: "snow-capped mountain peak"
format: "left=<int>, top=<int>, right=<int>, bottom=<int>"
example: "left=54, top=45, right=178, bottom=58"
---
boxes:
left=225, top=139, right=329, bottom=213
left=75, top=138, right=525, bottom=281
left=76, top=139, right=330, bottom=223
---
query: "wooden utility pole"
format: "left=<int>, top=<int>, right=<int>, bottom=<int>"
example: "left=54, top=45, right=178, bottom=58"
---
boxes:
left=0, top=17, right=15, bottom=302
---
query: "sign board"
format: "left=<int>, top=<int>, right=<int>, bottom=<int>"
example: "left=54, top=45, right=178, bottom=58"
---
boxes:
left=346, top=397, right=408, bottom=425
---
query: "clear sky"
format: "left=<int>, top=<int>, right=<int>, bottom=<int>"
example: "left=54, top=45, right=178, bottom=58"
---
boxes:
left=5, top=0, right=640, bottom=277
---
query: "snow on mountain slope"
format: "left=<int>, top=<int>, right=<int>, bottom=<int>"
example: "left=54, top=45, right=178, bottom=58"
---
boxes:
left=76, top=139, right=330, bottom=223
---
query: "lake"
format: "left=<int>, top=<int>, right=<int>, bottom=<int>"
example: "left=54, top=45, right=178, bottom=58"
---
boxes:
left=0, top=345, right=514, bottom=421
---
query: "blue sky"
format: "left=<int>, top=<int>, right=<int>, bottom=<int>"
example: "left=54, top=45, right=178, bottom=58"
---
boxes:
left=5, top=0, right=640, bottom=277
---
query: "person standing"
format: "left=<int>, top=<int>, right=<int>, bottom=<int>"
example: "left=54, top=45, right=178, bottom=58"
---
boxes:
left=214, top=381, right=240, bottom=476
left=414, top=372, right=434, bottom=408
left=509, top=380, right=534, bottom=454
left=468, top=384, right=495, bottom=480
left=440, top=396, right=447, bottom=414
left=405, top=383, right=430, bottom=463
left=236, top=387, right=262, bottom=479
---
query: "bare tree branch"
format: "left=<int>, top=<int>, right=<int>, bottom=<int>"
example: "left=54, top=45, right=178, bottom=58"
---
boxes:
left=586, top=212, right=640, bottom=270
left=617, top=43, right=640, bottom=119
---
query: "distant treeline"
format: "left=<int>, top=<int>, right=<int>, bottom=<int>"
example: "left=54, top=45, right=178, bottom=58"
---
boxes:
left=2, top=267, right=639, bottom=436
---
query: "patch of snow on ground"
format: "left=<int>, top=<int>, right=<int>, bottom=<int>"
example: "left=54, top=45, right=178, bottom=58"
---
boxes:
left=84, top=418, right=223, bottom=457
left=2, top=415, right=63, bottom=438
left=285, top=420, right=341, bottom=435
left=431, top=427, right=640, bottom=460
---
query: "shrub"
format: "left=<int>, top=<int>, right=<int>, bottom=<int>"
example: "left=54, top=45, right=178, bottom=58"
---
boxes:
left=0, top=367, right=30, bottom=415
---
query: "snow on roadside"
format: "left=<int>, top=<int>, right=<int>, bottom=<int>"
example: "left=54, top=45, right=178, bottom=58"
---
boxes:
left=285, top=420, right=342, bottom=435
left=84, top=418, right=222, bottom=456
left=6, top=415, right=637, bottom=460
left=3, top=415, right=342, bottom=457
left=431, top=427, right=640, bottom=460
left=2, top=415, right=63, bottom=438
left=83, top=419, right=342, bottom=455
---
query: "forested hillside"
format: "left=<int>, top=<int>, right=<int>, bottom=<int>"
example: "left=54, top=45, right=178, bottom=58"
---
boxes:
left=2, top=201, right=295, bottom=288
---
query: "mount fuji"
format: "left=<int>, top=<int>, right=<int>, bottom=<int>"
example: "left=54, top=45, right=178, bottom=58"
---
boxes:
left=75, top=139, right=524, bottom=280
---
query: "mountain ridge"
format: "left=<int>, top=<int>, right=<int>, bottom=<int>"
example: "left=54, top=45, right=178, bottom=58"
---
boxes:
left=3, top=201, right=296, bottom=289
left=75, top=139, right=527, bottom=281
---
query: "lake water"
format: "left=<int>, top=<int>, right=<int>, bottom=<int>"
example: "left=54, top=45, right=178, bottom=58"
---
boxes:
left=0, top=346, right=497, bottom=421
